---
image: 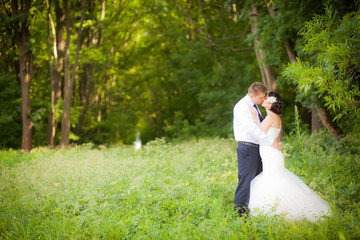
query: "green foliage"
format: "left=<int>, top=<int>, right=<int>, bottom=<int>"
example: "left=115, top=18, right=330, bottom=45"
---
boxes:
left=1, top=0, right=359, bottom=149
left=282, top=8, right=360, bottom=123
left=290, top=105, right=307, bottom=170
left=257, top=0, right=326, bottom=66
left=283, top=130, right=360, bottom=214
left=0, top=135, right=359, bottom=238
left=109, top=0, right=261, bottom=143
left=0, top=74, right=22, bottom=149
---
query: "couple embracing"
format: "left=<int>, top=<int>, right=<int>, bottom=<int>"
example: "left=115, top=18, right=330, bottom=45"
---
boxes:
left=233, top=82, right=331, bottom=222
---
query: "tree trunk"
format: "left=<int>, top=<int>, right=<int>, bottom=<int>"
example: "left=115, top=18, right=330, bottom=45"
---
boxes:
left=315, top=105, right=342, bottom=138
left=46, top=1, right=56, bottom=146
left=60, top=0, right=71, bottom=147
left=249, top=4, right=277, bottom=91
left=75, top=64, right=94, bottom=135
left=11, top=0, right=34, bottom=152
left=284, top=40, right=297, bottom=64
left=78, top=0, right=106, bottom=133
left=47, top=0, right=65, bottom=147
left=75, top=0, right=105, bottom=136
left=79, top=69, right=87, bottom=105
left=18, top=41, right=34, bottom=152
left=60, top=0, right=85, bottom=147
left=311, top=108, right=322, bottom=133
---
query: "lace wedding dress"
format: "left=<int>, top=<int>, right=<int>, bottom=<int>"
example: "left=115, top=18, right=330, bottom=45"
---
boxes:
left=249, top=128, right=331, bottom=222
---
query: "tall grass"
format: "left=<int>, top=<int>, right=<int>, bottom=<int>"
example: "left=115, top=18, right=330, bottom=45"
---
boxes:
left=0, top=134, right=359, bottom=239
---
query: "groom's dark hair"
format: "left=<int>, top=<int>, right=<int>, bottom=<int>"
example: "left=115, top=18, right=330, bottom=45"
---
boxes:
left=248, top=82, right=267, bottom=96
left=268, top=91, right=282, bottom=115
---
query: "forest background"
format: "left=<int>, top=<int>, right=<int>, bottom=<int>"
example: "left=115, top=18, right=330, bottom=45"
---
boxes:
left=1, top=0, right=360, bottom=238
left=0, top=0, right=359, bottom=151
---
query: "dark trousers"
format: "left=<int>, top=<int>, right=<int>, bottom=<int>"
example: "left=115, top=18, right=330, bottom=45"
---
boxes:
left=234, top=142, right=262, bottom=214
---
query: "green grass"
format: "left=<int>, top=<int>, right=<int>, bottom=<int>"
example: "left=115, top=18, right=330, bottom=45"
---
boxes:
left=0, top=135, right=359, bottom=239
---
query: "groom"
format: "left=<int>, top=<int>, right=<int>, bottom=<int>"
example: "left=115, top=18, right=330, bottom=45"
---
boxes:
left=233, top=82, right=275, bottom=216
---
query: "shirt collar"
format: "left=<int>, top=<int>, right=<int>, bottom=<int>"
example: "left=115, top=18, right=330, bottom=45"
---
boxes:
left=245, top=94, right=255, bottom=106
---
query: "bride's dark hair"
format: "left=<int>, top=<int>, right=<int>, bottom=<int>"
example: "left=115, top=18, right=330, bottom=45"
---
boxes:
left=268, top=91, right=282, bottom=115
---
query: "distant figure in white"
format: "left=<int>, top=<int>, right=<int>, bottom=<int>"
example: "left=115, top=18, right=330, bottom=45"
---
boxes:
left=134, top=131, right=142, bottom=150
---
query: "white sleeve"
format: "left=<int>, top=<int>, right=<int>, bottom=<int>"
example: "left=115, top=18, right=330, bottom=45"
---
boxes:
left=238, top=105, right=275, bottom=146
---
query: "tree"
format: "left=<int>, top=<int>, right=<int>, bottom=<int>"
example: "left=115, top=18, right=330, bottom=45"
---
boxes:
left=46, top=0, right=66, bottom=147
left=265, top=2, right=323, bottom=133
left=282, top=8, right=360, bottom=136
left=1, top=0, right=34, bottom=152
left=60, top=0, right=86, bottom=147
left=245, top=0, right=356, bottom=136
left=74, top=0, right=105, bottom=136
left=249, top=3, right=276, bottom=90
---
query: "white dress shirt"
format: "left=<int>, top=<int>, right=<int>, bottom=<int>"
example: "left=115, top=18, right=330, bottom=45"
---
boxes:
left=233, top=94, right=274, bottom=145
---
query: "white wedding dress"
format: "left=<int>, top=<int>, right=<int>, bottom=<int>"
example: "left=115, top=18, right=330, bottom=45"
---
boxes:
left=249, top=128, right=331, bottom=222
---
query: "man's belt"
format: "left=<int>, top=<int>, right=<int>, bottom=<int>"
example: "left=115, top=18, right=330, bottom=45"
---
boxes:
left=238, top=141, right=259, bottom=148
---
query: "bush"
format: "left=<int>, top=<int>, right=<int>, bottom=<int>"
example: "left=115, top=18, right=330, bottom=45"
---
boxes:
left=0, top=135, right=359, bottom=239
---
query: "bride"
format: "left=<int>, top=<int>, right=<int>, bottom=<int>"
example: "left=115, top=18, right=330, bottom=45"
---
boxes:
left=248, top=91, right=331, bottom=222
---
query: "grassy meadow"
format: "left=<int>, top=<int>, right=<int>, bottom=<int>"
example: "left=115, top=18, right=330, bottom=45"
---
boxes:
left=0, top=133, right=359, bottom=239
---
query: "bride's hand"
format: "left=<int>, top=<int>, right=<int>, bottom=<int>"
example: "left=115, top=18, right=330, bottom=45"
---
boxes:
left=250, top=107, right=258, bottom=124
left=271, top=142, right=281, bottom=151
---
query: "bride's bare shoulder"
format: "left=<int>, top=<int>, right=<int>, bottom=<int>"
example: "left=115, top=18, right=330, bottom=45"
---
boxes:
left=273, top=114, right=282, bottom=128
